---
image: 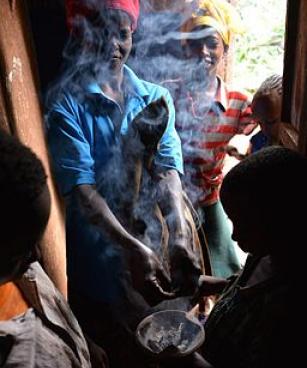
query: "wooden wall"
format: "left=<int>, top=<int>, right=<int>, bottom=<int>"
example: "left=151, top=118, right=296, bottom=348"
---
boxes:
left=27, top=0, right=67, bottom=93
left=0, top=0, right=67, bottom=297
left=281, top=0, right=307, bottom=154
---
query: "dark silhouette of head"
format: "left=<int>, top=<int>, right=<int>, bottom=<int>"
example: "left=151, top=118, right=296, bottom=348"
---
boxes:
left=220, top=146, right=307, bottom=261
left=0, top=130, right=50, bottom=284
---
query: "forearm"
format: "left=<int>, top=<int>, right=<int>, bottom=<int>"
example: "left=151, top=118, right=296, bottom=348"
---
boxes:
left=198, top=275, right=229, bottom=296
left=74, top=184, right=141, bottom=250
left=154, top=169, right=188, bottom=245
left=155, top=170, right=201, bottom=292
left=73, top=185, right=172, bottom=302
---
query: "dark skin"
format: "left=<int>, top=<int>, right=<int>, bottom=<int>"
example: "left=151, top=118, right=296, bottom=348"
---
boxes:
left=184, top=25, right=226, bottom=96
left=84, top=10, right=132, bottom=109
left=98, top=11, right=132, bottom=108
left=176, top=26, right=231, bottom=296
left=0, top=185, right=50, bottom=286
left=189, top=195, right=269, bottom=368
left=155, top=169, right=202, bottom=293
left=74, top=184, right=173, bottom=303
left=251, top=89, right=281, bottom=144
left=192, top=187, right=295, bottom=368
left=225, top=88, right=282, bottom=160
left=74, top=9, right=199, bottom=303
left=194, top=193, right=270, bottom=301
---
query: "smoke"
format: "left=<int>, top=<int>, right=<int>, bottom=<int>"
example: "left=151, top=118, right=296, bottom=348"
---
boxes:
left=46, top=0, right=221, bottom=255
left=44, top=3, right=165, bottom=257
left=129, top=1, right=222, bottom=206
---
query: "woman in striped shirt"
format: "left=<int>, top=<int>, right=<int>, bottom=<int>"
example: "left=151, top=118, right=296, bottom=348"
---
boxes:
left=174, top=0, right=257, bottom=278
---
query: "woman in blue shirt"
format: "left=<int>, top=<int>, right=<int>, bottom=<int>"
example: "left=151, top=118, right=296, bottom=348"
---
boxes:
left=47, top=1, right=203, bottom=366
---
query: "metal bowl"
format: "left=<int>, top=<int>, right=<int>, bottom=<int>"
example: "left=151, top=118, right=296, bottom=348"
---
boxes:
left=135, top=309, right=205, bottom=359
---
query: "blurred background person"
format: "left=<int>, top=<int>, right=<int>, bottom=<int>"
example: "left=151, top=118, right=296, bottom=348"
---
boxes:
left=226, top=74, right=283, bottom=159
left=0, top=129, right=102, bottom=368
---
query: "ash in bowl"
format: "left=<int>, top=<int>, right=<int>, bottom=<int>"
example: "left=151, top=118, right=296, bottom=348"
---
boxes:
left=136, top=310, right=205, bottom=358
left=147, top=323, right=189, bottom=354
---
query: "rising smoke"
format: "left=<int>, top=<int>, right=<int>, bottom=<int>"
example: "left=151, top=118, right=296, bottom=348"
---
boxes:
left=46, top=0, right=223, bottom=250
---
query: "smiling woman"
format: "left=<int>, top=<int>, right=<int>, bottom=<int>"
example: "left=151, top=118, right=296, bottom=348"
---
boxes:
left=82, top=8, right=134, bottom=107
left=165, top=0, right=258, bottom=280
left=183, top=26, right=225, bottom=77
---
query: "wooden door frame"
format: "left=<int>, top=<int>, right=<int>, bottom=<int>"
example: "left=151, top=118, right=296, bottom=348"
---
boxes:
left=281, top=0, right=307, bottom=154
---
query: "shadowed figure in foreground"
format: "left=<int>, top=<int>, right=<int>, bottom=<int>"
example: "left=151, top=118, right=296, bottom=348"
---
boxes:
left=0, top=129, right=108, bottom=367
left=175, top=146, right=306, bottom=368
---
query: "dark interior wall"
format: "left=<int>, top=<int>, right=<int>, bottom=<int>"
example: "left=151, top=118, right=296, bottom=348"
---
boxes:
left=0, top=0, right=67, bottom=296
left=27, top=0, right=68, bottom=93
left=280, top=0, right=307, bottom=155
left=282, top=0, right=299, bottom=127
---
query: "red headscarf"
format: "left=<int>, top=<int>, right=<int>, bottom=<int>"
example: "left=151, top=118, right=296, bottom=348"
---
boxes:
left=66, top=0, right=140, bottom=31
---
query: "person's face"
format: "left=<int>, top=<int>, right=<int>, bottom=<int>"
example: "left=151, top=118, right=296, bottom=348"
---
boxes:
left=184, top=26, right=225, bottom=76
left=259, top=119, right=280, bottom=143
left=222, top=195, right=270, bottom=257
left=0, top=245, right=39, bottom=285
left=252, top=91, right=281, bottom=142
left=0, top=185, right=51, bottom=285
left=87, top=10, right=132, bottom=73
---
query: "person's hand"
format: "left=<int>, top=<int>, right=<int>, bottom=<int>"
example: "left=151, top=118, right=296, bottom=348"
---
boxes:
left=128, top=242, right=175, bottom=305
left=224, top=145, right=246, bottom=160
left=196, top=275, right=229, bottom=297
left=169, top=241, right=202, bottom=296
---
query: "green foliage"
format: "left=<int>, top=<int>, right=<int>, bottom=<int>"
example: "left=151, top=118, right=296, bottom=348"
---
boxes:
left=232, top=0, right=287, bottom=95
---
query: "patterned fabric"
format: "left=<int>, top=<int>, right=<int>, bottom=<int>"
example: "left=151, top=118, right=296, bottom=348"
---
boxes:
left=65, top=0, right=140, bottom=31
left=0, top=262, right=91, bottom=368
left=202, top=255, right=294, bottom=368
left=181, top=0, right=245, bottom=46
left=174, top=76, right=255, bottom=206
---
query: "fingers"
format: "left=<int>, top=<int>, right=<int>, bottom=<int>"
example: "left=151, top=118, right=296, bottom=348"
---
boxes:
left=156, top=263, right=172, bottom=290
left=170, top=255, right=202, bottom=296
left=197, top=275, right=229, bottom=297
left=151, top=277, right=175, bottom=299
left=143, top=277, right=175, bottom=306
left=171, top=246, right=202, bottom=275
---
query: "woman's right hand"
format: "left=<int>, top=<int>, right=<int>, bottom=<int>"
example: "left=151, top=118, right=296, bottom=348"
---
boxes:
left=196, top=275, right=229, bottom=297
left=128, top=242, right=175, bottom=305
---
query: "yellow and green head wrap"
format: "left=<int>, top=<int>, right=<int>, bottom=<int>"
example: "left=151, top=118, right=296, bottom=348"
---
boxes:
left=181, top=0, right=244, bottom=46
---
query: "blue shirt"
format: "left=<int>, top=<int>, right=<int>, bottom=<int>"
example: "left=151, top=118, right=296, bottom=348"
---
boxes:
left=250, top=130, right=268, bottom=153
left=47, top=65, right=183, bottom=302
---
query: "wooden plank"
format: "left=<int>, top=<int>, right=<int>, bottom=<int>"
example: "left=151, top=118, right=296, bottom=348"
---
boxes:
left=281, top=0, right=307, bottom=155
left=279, top=122, right=299, bottom=150
left=296, top=0, right=307, bottom=155
left=281, top=0, right=299, bottom=124
left=0, top=0, right=67, bottom=297
left=27, top=0, right=67, bottom=92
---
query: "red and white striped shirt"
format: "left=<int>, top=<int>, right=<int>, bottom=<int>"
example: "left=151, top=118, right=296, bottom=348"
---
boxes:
left=166, top=76, right=256, bottom=206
